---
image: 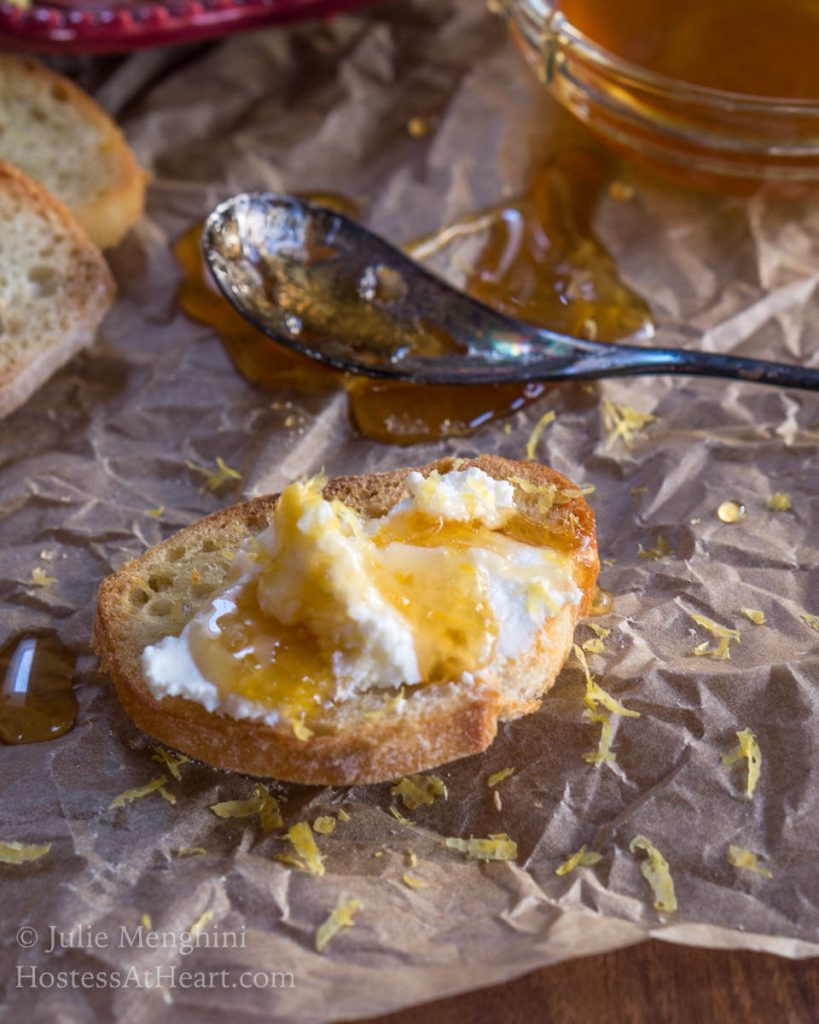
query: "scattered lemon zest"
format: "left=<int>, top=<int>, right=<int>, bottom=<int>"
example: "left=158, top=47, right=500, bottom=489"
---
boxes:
left=388, top=806, right=411, bottom=825
left=767, top=492, right=791, bottom=512
left=445, top=834, right=517, bottom=861
left=188, top=909, right=214, bottom=937
left=487, top=767, right=515, bottom=788
left=27, top=566, right=57, bottom=588
left=157, top=785, right=177, bottom=805
left=629, top=835, right=677, bottom=914
left=638, top=533, right=671, bottom=560
left=39, top=549, right=56, bottom=561
left=574, top=645, right=640, bottom=718
left=629, top=486, right=649, bottom=496
left=209, top=785, right=282, bottom=832
left=406, top=850, right=418, bottom=867
left=524, top=410, right=556, bottom=460
left=372, top=850, right=384, bottom=859
left=721, top=728, right=761, bottom=799
left=588, top=624, right=611, bottom=639
left=315, top=894, right=362, bottom=953
left=186, top=456, right=242, bottom=493
left=555, top=844, right=603, bottom=876
left=727, top=845, right=772, bottom=879
left=337, top=808, right=351, bottom=823
left=582, top=710, right=616, bottom=765
left=292, top=718, right=314, bottom=742
left=689, top=612, right=740, bottom=660
left=0, top=841, right=51, bottom=864
left=151, top=747, right=188, bottom=781
left=109, top=776, right=168, bottom=809
left=741, top=608, right=766, bottom=625
left=313, top=816, right=336, bottom=835
left=141, top=913, right=152, bottom=929
left=284, top=822, right=325, bottom=876
left=391, top=774, right=447, bottom=810
left=602, top=399, right=657, bottom=447
left=402, top=873, right=427, bottom=889
left=555, top=483, right=596, bottom=503
left=582, top=637, right=606, bottom=654
left=801, top=612, right=819, bottom=634
left=145, top=506, right=165, bottom=518
left=176, top=847, right=207, bottom=857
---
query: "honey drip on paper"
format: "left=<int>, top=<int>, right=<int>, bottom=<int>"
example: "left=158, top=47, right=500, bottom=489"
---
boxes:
left=558, top=0, right=819, bottom=99
left=589, top=586, right=614, bottom=616
left=0, top=632, right=78, bottom=744
left=175, top=168, right=649, bottom=444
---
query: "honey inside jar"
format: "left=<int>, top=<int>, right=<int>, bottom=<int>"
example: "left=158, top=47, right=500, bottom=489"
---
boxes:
left=558, top=0, right=819, bottom=99
left=176, top=166, right=649, bottom=444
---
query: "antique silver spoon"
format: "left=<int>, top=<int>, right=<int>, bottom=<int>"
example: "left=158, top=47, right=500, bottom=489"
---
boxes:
left=202, top=194, right=819, bottom=390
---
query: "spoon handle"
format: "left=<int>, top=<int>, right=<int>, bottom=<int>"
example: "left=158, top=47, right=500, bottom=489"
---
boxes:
left=567, top=340, right=819, bottom=391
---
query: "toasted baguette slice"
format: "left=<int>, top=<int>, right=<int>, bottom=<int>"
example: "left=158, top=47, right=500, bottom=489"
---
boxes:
left=0, top=55, right=147, bottom=250
left=0, top=162, right=115, bottom=420
left=93, top=455, right=598, bottom=785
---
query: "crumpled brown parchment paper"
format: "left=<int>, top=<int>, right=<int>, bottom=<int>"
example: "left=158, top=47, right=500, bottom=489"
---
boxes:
left=2, top=2, right=819, bottom=1020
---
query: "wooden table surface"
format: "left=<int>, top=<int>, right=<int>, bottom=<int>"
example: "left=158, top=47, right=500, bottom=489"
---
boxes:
left=362, top=941, right=819, bottom=1024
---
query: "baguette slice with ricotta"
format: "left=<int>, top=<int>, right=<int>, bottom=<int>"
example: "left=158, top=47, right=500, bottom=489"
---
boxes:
left=93, top=455, right=598, bottom=785
left=0, top=162, right=115, bottom=420
left=0, top=55, right=147, bottom=250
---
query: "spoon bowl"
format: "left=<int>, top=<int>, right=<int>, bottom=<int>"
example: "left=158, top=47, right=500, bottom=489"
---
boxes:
left=203, top=193, right=819, bottom=391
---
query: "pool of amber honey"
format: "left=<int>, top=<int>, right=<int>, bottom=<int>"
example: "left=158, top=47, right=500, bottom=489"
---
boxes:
left=557, top=0, right=819, bottom=99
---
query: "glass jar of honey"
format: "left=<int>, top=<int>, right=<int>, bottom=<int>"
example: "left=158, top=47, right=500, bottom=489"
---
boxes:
left=502, top=0, right=819, bottom=186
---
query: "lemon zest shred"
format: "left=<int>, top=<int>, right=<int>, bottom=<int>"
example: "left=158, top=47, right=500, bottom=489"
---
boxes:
left=406, top=850, right=417, bottom=867
left=721, top=728, right=761, bottom=798
left=109, top=776, right=168, bottom=809
left=391, top=774, right=447, bottom=810
left=487, top=767, right=515, bottom=788
left=582, top=710, right=616, bottom=765
left=638, top=533, right=671, bottom=560
left=186, top=456, right=242, bottom=493
left=767, top=492, right=791, bottom=512
left=801, top=612, right=819, bottom=634
left=141, top=913, right=152, bottom=929
left=315, top=894, right=362, bottom=953
left=629, top=835, right=677, bottom=914
left=313, top=816, right=336, bottom=835
left=388, top=806, right=411, bottom=825
left=284, top=822, right=325, bottom=876
left=588, top=624, right=611, bottom=639
left=291, top=718, right=314, bottom=741
left=727, top=845, right=772, bottom=878
left=524, top=410, right=556, bottom=460
left=402, top=873, right=427, bottom=890
left=145, top=506, right=165, bottom=518
left=337, top=808, right=351, bottom=823
left=602, top=399, right=657, bottom=448
left=689, top=613, right=741, bottom=641
left=176, top=847, right=207, bottom=857
left=209, top=796, right=262, bottom=819
left=555, top=844, right=603, bottom=876
left=444, top=834, right=517, bottom=861
left=188, top=909, right=214, bottom=937
left=151, top=746, right=188, bottom=781
left=157, top=785, right=177, bottom=805
left=257, top=786, right=283, bottom=833
left=27, top=566, right=57, bottom=588
left=0, top=841, right=51, bottom=864
left=741, top=608, right=766, bottom=625
left=574, top=645, right=640, bottom=718
left=582, top=637, right=606, bottom=654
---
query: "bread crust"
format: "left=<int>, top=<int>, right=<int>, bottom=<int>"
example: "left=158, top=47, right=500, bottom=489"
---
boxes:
left=0, top=55, right=147, bottom=250
left=93, top=455, right=598, bottom=784
left=0, top=161, right=115, bottom=419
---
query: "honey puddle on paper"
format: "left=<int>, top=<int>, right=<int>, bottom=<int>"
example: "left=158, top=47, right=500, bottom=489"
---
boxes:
left=0, top=632, right=78, bottom=745
left=175, top=157, right=650, bottom=445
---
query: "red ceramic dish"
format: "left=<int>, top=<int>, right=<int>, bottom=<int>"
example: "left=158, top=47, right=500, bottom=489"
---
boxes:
left=0, top=0, right=376, bottom=53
